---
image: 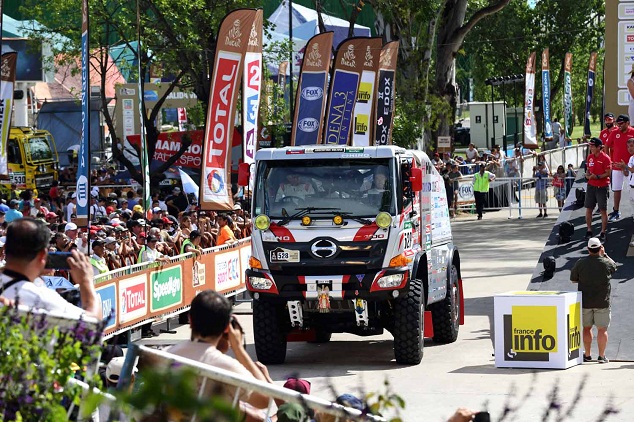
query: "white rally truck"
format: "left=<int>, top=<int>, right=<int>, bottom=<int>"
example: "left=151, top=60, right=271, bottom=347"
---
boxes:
left=239, top=145, right=463, bottom=364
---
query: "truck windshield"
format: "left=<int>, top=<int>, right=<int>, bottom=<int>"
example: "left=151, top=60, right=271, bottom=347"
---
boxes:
left=25, top=137, right=53, bottom=161
left=254, top=159, right=395, bottom=219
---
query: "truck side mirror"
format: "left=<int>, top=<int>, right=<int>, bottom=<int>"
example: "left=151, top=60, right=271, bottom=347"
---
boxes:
left=410, top=167, right=422, bottom=192
left=238, top=163, right=250, bottom=186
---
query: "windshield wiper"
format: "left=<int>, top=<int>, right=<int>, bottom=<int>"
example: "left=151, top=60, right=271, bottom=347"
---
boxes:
left=277, top=207, right=340, bottom=226
left=338, top=212, right=373, bottom=226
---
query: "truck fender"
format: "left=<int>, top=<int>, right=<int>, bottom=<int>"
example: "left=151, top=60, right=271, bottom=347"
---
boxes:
left=410, top=251, right=429, bottom=304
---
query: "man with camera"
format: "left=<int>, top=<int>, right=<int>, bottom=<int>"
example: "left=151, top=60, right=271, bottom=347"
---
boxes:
left=0, top=218, right=102, bottom=320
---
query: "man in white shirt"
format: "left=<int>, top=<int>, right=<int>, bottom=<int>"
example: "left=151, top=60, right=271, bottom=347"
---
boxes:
left=276, top=173, right=315, bottom=201
left=66, top=194, right=77, bottom=222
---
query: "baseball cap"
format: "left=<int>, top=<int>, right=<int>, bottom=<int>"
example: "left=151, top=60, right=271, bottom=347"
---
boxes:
left=34, top=198, right=41, bottom=203
left=137, top=219, right=147, bottom=226
left=71, top=192, right=77, bottom=198
left=173, top=187, right=181, bottom=193
left=105, top=357, right=138, bottom=384
left=9, top=199, right=19, bottom=206
left=152, top=207, right=162, bottom=213
left=64, top=222, right=78, bottom=231
left=588, top=237, right=602, bottom=249
left=616, top=114, right=630, bottom=123
left=114, top=225, right=126, bottom=232
left=233, top=203, right=242, bottom=210
left=283, top=378, right=311, bottom=394
left=276, top=403, right=306, bottom=422
left=146, top=235, right=159, bottom=243
left=133, top=205, right=143, bottom=213
left=589, top=137, right=603, bottom=147
left=604, top=113, right=615, bottom=121
left=92, top=239, right=105, bottom=248
left=337, top=393, right=365, bottom=411
left=104, top=236, right=117, bottom=245
left=162, top=217, right=173, bottom=225
left=139, top=232, right=147, bottom=238
left=108, top=192, right=118, bottom=198
left=46, top=212, right=57, bottom=219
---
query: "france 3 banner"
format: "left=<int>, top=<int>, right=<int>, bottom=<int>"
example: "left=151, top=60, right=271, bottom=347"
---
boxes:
left=350, top=38, right=382, bottom=146
left=76, top=0, right=91, bottom=226
left=541, top=49, right=553, bottom=140
left=523, top=52, right=537, bottom=149
left=584, top=52, right=597, bottom=137
left=200, top=9, right=256, bottom=211
left=563, top=53, right=573, bottom=139
left=242, top=9, right=263, bottom=176
left=291, top=31, right=333, bottom=146
left=0, top=52, right=17, bottom=176
left=374, top=41, right=399, bottom=146
left=323, top=38, right=373, bottom=145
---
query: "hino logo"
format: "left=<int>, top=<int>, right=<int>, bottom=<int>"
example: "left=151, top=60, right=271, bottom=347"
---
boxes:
left=310, top=239, right=338, bottom=259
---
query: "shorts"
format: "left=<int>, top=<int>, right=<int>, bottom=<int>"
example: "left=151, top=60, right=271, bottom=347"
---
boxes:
left=535, top=189, right=547, bottom=204
left=554, top=186, right=566, bottom=201
left=582, top=307, right=611, bottom=328
left=584, top=184, right=608, bottom=210
left=611, top=170, right=625, bottom=192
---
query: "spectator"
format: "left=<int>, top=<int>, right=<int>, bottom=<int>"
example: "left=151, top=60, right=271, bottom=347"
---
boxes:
left=166, top=187, right=188, bottom=217
left=66, top=193, right=77, bottom=222
left=473, top=165, right=495, bottom=220
left=465, top=143, right=480, bottom=167
left=446, top=164, right=462, bottom=218
left=65, top=222, right=88, bottom=254
left=534, top=162, right=549, bottom=218
left=181, top=230, right=202, bottom=257
left=605, top=114, right=634, bottom=221
left=103, top=237, right=122, bottom=270
left=90, top=240, right=109, bottom=276
left=565, top=163, right=576, bottom=197
left=552, top=165, right=566, bottom=212
left=137, top=235, right=170, bottom=264
left=5, top=200, right=23, bottom=223
left=30, top=198, right=49, bottom=218
left=216, top=215, right=237, bottom=246
left=584, top=137, right=611, bottom=240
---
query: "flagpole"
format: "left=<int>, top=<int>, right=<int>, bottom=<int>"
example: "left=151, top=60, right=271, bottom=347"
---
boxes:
left=137, top=0, right=150, bottom=215
left=288, top=0, right=294, bottom=122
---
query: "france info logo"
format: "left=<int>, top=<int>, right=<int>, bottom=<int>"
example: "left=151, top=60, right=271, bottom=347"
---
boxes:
left=503, top=305, right=558, bottom=362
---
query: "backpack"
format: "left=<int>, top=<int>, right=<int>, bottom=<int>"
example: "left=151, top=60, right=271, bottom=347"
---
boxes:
left=558, top=221, right=574, bottom=244
left=543, top=256, right=556, bottom=278
left=575, top=187, right=586, bottom=206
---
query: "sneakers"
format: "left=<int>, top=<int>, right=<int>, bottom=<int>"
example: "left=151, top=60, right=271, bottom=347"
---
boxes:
left=543, top=213, right=548, bottom=218
left=598, top=356, right=609, bottom=364
left=536, top=213, right=543, bottom=218
left=583, top=355, right=592, bottom=363
left=584, top=231, right=593, bottom=240
left=608, top=210, right=621, bottom=221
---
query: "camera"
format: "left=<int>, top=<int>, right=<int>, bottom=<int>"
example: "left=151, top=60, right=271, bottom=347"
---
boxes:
left=45, top=252, right=72, bottom=269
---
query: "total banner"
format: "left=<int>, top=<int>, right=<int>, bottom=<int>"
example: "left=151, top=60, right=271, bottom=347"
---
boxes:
left=523, top=52, right=537, bottom=149
left=0, top=52, right=17, bottom=176
left=200, top=9, right=257, bottom=211
left=291, top=31, right=333, bottom=146
left=351, top=38, right=382, bottom=146
left=542, top=49, right=553, bottom=140
left=563, top=52, right=574, bottom=139
left=242, top=10, right=263, bottom=173
left=374, top=41, right=399, bottom=145
left=76, top=0, right=91, bottom=226
left=584, top=52, right=597, bottom=138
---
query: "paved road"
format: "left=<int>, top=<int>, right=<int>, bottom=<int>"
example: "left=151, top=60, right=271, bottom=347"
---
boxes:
left=147, top=208, right=634, bottom=421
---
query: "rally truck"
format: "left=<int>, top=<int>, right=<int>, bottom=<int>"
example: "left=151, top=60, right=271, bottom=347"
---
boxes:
left=239, top=145, right=464, bottom=365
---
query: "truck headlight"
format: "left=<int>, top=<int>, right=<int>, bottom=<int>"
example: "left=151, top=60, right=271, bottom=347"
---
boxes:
left=249, top=276, right=274, bottom=290
left=377, top=273, right=404, bottom=288
left=254, top=214, right=270, bottom=231
left=375, top=212, right=392, bottom=228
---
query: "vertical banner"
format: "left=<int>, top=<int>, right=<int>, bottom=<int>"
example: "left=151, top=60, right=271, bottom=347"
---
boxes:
left=563, top=52, right=573, bottom=139
left=523, top=52, right=537, bottom=149
left=200, top=9, right=256, bottom=210
left=584, top=52, right=597, bottom=138
left=137, top=1, right=150, bottom=213
left=324, top=38, right=374, bottom=145
left=541, top=49, right=552, bottom=140
left=76, top=0, right=90, bottom=226
left=277, top=61, right=288, bottom=97
left=351, top=38, right=382, bottom=146
left=242, top=10, right=263, bottom=173
left=0, top=53, right=17, bottom=176
left=374, top=41, right=399, bottom=145
left=291, top=32, right=334, bottom=146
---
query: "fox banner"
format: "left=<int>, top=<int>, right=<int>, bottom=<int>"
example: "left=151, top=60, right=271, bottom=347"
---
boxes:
left=584, top=52, right=597, bottom=138
left=291, top=32, right=333, bottom=146
left=324, top=38, right=374, bottom=145
left=0, top=53, right=16, bottom=176
left=242, top=9, right=262, bottom=181
left=350, top=38, right=382, bottom=146
left=200, top=9, right=256, bottom=211
left=374, top=41, right=399, bottom=145
left=76, top=0, right=91, bottom=226
left=523, top=52, right=537, bottom=149
left=542, top=49, right=553, bottom=140
left=563, top=53, right=573, bottom=139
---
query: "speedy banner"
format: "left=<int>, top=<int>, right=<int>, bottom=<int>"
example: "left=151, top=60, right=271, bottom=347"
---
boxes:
left=374, top=41, right=399, bottom=145
left=563, top=52, right=574, bottom=139
left=584, top=52, right=597, bottom=138
left=0, top=52, right=17, bottom=176
left=76, top=0, right=90, bottom=226
left=201, top=9, right=256, bottom=211
left=291, top=32, right=333, bottom=146
left=523, top=52, right=537, bottom=149
left=351, top=38, right=382, bottom=146
left=541, top=49, right=553, bottom=140
left=150, top=265, right=183, bottom=312
left=242, top=10, right=262, bottom=172
left=324, top=38, right=374, bottom=145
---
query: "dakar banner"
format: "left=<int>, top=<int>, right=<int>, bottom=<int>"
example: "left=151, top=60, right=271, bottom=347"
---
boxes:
left=351, top=38, right=382, bottom=146
left=291, top=31, right=333, bottom=146
left=563, top=52, right=573, bottom=139
left=523, top=52, right=537, bottom=148
left=324, top=38, right=373, bottom=145
left=584, top=52, right=597, bottom=138
left=0, top=53, right=17, bottom=176
left=200, top=9, right=256, bottom=211
left=541, top=49, right=552, bottom=140
left=374, top=41, right=399, bottom=145
left=76, top=0, right=90, bottom=226
left=242, top=9, right=262, bottom=171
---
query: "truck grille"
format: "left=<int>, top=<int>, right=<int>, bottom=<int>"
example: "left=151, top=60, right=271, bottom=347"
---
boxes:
left=35, top=174, right=55, bottom=188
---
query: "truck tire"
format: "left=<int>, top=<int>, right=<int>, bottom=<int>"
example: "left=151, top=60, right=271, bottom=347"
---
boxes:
left=253, top=300, right=287, bottom=364
left=392, top=278, right=424, bottom=364
left=429, top=264, right=460, bottom=343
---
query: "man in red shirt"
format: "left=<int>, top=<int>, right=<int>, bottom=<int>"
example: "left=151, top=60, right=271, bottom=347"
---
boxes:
left=605, top=114, right=634, bottom=221
left=599, top=113, right=616, bottom=144
left=584, top=138, right=612, bottom=241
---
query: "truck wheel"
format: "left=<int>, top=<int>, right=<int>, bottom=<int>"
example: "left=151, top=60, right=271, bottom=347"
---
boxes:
left=393, top=278, right=424, bottom=364
left=253, top=300, right=287, bottom=364
left=429, top=264, right=460, bottom=343
left=309, top=331, right=332, bottom=343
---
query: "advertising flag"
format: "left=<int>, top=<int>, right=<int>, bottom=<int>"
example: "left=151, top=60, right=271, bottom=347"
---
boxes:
left=542, top=49, right=553, bottom=140
left=584, top=52, right=597, bottom=138
left=200, top=9, right=256, bottom=210
left=0, top=53, right=17, bottom=176
left=324, top=38, right=375, bottom=145
left=374, top=41, right=399, bottom=145
left=351, top=38, right=382, bottom=146
left=563, top=52, right=574, bottom=139
left=523, top=52, right=537, bottom=148
left=291, top=32, right=333, bottom=146
left=76, top=0, right=91, bottom=226
left=137, top=2, right=150, bottom=214
left=242, top=10, right=262, bottom=172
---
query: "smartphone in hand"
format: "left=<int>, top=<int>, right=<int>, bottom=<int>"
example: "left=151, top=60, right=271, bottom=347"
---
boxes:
left=45, top=252, right=72, bottom=269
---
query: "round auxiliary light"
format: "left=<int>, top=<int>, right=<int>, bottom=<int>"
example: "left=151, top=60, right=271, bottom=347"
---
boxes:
left=301, top=215, right=312, bottom=226
left=375, top=212, right=392, bottom=229
left=332, top=215, right=344, bottom=225
left=254, top=214, right=271, bottom=231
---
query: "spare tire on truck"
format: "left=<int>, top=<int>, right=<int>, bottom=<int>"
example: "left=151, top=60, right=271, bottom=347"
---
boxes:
left=429, top=264, right=460, bottom=343
left=392, top=278, right=424, bottom=364
left=253, top=300, right=288, bottom=364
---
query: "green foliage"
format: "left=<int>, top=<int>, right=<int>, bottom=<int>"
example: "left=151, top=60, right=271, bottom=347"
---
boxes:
left=0, top=305, right=105, bottom=421
left=365, top=378, right=406, bottom=422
